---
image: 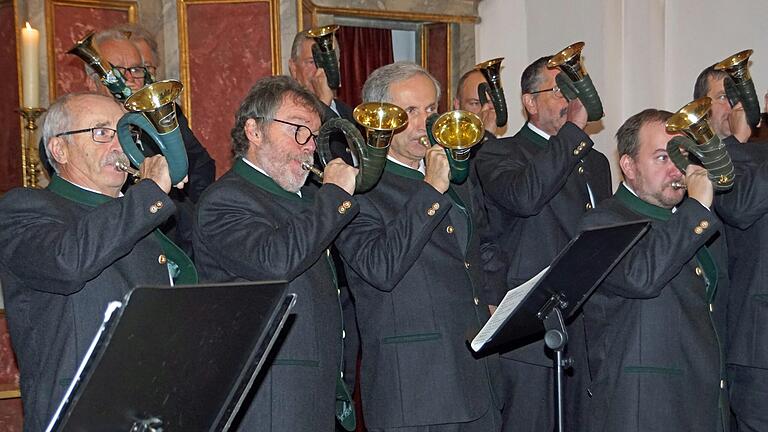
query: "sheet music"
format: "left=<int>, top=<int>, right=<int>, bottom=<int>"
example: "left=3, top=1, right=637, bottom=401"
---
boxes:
left=46, top=301, right=123, bottom=432
left=471, top=266, right=550, bottom=352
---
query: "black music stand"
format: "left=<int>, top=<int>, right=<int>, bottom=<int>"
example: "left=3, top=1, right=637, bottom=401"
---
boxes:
left=46, top=281, right=296, bottom=432
left=471, top=221, right=649, bottom=432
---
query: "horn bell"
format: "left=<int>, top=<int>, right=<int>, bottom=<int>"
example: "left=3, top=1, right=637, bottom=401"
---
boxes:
left=666, top=97, right=716, bottom=144
left=353, top=102, right=408, bottom=149
left=715, top=49, right=753, bottom=81
left=547, top=41, right=587, bottom=81
left=431, top=110, right=485, bottom=160
left=124, top=80, right=184, bottom=134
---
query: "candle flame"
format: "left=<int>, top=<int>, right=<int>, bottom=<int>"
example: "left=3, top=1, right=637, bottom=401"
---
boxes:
left=25, top=22, right=31, bottom=30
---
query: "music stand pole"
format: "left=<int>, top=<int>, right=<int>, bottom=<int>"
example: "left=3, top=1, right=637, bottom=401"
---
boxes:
left=540, top=294, right=572, bottom=432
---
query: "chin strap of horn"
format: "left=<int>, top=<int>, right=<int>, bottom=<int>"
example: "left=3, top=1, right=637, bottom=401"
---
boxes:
left=315, top=102, right=408, bottom=193
left=548, top=42, right=604, bottom=122
left=67, top=31, right=132, bottom=101
left=307, top=25, right=341, bottom=90
left=116, top=80, right=189, bottom=184
left=424, top=110, right=485, bottom=184
left=476, top=57, right=508, bottom=127
left=716, top=49, right=761, bottom=129
left=666, top=97, right=735, bottom=191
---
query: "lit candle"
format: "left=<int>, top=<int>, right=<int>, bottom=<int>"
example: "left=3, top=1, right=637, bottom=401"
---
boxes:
left=21, top=22, right=40, bottom=108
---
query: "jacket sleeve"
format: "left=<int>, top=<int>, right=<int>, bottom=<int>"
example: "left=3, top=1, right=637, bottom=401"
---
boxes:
left=715, top=142, right=768, bottom=229
left=580, top=199, right=720, bottom=299
left=0, top=181, right=175, bottom=294
left=195, top=184, right=357, bottom=281
left=475, top=122, right=594, bottom=216
left=336, top=182, right=453, bottom=292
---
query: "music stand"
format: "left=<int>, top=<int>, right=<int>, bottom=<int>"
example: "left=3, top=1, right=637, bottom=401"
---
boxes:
left=471, top=221, right=649, bottom=432
left=46, top=281, right=297, bottom=432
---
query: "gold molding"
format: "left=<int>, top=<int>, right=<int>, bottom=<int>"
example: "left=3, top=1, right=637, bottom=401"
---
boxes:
left=446, top=23, right=453, bottom=107
left=177, top=0, right=281, bottom=126
left=44, top=0, right=138, bottom=101
left=300, top=1, right=478, bottom=25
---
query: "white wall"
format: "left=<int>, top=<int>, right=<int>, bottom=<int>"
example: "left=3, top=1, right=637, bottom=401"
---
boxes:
left=477, top=0, right=768, bottom=188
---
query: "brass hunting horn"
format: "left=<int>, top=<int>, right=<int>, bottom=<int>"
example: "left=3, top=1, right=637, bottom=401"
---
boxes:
left=422, top=110, right=485, bottom=184
left=475, top=57, right=508, bottom=127
left=67, top=32, right=132, bottom=101
left=307, top=25, right=341, bottom=90
left=116, top=80, right=188, bottom=184
left=715, top=49, right=760, bottom=129
left=547, top=42, right=604, bottom=122
left=666, top=97, right=735, bottom=191
left=312, top=102, right=408, bottom=192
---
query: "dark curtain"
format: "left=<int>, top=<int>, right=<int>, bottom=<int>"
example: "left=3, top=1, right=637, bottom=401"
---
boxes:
left=337, top=26, right=394, bottom=108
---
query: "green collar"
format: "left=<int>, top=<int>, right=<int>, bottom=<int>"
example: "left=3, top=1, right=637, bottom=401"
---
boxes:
left=47, top=175, right=112, bottom=207
left=384, top=159, right=424, bottom=180
left=233, top=158, right=306, bottom=203
left=518, top=123, right=549, bottom=150
left=615, top=183, right=673, bottom=221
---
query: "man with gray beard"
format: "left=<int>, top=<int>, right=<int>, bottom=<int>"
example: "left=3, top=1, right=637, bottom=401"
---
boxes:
left=193, top=75, right=359, bottom=431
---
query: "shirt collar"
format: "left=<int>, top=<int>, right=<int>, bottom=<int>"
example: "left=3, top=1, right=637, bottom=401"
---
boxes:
left=527, top=122, right=551, bottom=140
left=386, top=155, right=425, bottom=175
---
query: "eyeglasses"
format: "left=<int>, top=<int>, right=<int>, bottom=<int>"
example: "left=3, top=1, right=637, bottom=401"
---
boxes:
left=530, top=86, right=564, bottom=99
left=113, top=65, right=148, bottom=79
left=55, top=127, right=117, bottom=143
left=257, top=117, right=318, bottom=145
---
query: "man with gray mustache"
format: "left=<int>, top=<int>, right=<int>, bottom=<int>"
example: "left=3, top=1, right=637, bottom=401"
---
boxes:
left=0, top=92, right=193, bottom=431
left=472, top=55, right=612, bottom=432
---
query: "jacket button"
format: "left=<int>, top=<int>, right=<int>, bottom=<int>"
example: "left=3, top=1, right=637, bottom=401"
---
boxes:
left=578, top=166, right=585, bottom=174
left=338, top=205, right=346, bottom=214
left=694, top=226, right=704, bottom=235
left=474, top=297, right=480, bottom=305
left=587, top=388, right=593, bottom=398
left=342, top=200, right=352, bottom=209
left=155, top=200, right=164, bottom=209
left=446, top=225, right=454, bottom=234
left=695, top=267, right=703, bottom=276
left=149, top=205, right=158, bottom=214
left=699, top=220, right=709, bottom=229
left=158, top=254, right=167, bottom=265
left=432, top=202, right=440, bottom=210
left=464, top=261, right=470, bottom=269
left=427, top=209, right=436, bottom=216
left=572, top=148, right=580, bottom=155
left=585, top=202, right=592, bottom=210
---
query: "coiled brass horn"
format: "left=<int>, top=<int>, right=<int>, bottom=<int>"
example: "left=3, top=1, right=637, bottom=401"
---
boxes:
left=547, top=42, right=604, bottom=122
left=116, top=80, right=188, bottom=184
left=67, top=32, right=132, bottom=101
left=714, top=49, right=760, bottom=129
left=423, top=110, right=485, bottom=184
left=306, top=25, right=341, bottom=90
left=666, top=97, right=735, bottom=191
left=313, top=102, right=408, bottom=192
left=475, top=57, right=508, bottom=127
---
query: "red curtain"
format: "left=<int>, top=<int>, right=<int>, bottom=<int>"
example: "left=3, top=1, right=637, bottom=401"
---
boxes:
left=337, top=26, right=394, bottom=108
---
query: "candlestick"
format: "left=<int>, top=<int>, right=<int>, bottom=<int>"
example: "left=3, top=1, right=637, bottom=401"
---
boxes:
left=21, top=22, right=40, bottom=108
left=18, top=108, right=46, bottom=188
